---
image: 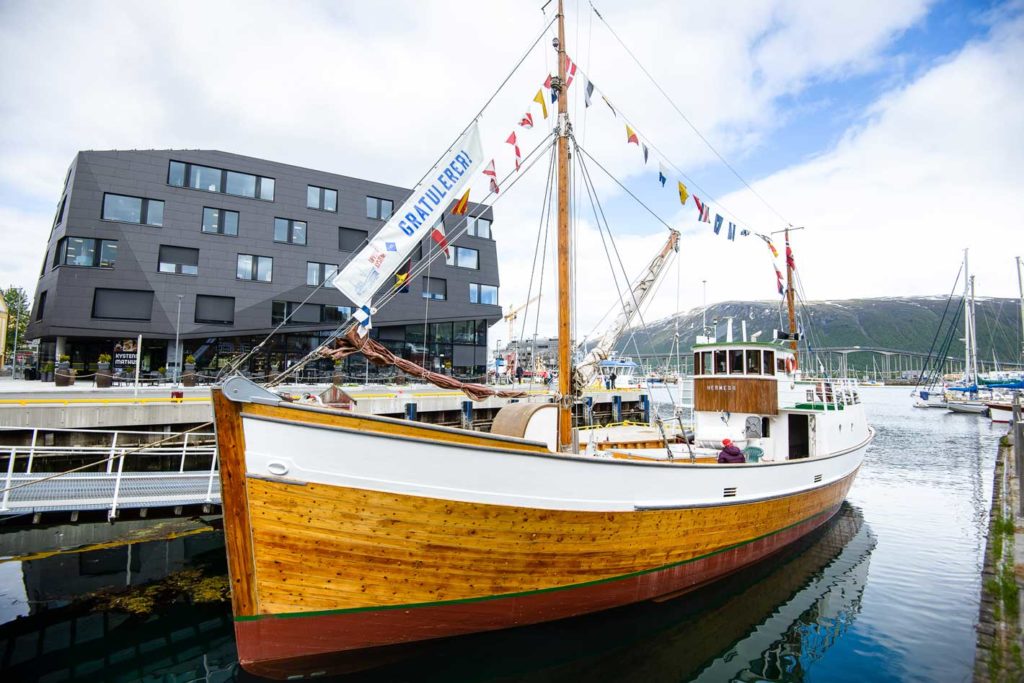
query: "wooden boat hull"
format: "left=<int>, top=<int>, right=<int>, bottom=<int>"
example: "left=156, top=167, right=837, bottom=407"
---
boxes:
left=986, top=402, right=1013, bottom=423
left=212, top=387, right=870, bottom=679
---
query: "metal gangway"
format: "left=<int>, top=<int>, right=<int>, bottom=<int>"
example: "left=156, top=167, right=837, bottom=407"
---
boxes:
left=0, top=426, right=220, bottom=521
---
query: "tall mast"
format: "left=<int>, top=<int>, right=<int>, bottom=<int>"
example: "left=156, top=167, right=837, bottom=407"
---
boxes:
left=963, top=249, right=972, bottom=385
left=554, top=0, right=573, bottom=452
left=785, top=228, right=798, bottom=368
left=1017, top=255, right=1023, bottom=367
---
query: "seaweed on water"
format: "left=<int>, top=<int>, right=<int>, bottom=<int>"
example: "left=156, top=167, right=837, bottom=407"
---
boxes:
left=91, top=568, right=229, bottom=616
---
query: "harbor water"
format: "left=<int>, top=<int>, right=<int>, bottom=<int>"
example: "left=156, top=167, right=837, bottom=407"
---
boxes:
left=0, top=387, right=1002, bottom=682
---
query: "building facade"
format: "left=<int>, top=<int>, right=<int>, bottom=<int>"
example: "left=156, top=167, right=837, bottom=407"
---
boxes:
left=27, top=150, right=502, bottom=381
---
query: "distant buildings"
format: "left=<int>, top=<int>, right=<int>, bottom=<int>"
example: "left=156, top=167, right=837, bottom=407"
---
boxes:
left=27, top=150, right=502, bottom=380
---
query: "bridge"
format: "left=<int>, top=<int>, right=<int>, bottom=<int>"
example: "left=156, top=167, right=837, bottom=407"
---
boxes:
left=0, top=426, right=220, bottom=522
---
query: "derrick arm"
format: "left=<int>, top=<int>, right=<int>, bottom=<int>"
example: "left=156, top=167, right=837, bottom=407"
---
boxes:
left=574, top=229, right=680, bottom=389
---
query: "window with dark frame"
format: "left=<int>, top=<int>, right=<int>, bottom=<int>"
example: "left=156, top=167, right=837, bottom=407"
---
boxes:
left=91, top=288, right=154, bottom=321
left=274, top=218, right=307, bottom=245
left=201, top=207, right=239, bottom=236
left=167, top=160, right=274, bottom=201
left=466, top=216, right=491, bottom=238
left=469, top=283, right=498, bottom=304
left=701, top=351, right=712, bottom=375
left=446, top=246, right=479, bottom=269
left=307, top=261, right=339, bottom=286
left=422, top=277, right=446, bottom=301
left=102, top=193, right=164, bottom=226
left=195, top=294, right=235, bottom=324
left=158, top=245, right=199, bottom=275
left=763, top=350, right=775, bottom=375
left=714, top=350, right=728, bottom=374
left=236, top=254, right=273, bottom=282
left=35, top=291, right=46, bottom=321
left=307, top=185, right=338, bottom=212
left=53, top=237, right=118, bottom=268
left=53, top=196, right=66, bottom=228
left=366, top=196, right=394, bottom=220
left=729, top=349, right=744, bottom=375
left=746, top=349, right=761, bottom=374
left=339, top=227, right=368, bottom=252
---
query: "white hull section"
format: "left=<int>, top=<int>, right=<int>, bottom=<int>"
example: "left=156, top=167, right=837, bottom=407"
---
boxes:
left=946, top=400, right=989, bottom=415
left=988, top=404, right=1012, bottom=423
left=241, top=414, right=872, bottom=513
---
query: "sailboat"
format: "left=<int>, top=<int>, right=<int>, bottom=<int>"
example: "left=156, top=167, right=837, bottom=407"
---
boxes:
left=211, top=4, right=874, bottom=678
left=984, top=255, right=1024, bottom=423
left=946, top=250, right=990, bottom=415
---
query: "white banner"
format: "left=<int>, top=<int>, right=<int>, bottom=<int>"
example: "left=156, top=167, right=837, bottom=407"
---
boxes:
left=333, top=124, right=484, bottom=307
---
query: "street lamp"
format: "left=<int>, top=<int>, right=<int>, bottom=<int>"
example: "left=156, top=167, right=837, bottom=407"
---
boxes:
left=174, top=294, right=183, bottom=386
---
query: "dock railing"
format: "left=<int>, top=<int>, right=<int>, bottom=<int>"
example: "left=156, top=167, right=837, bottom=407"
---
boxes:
left=0, top=426, right=218, bottom=520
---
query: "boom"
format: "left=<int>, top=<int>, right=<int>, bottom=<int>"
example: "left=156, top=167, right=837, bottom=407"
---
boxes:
left=574, top=229, right=680, bottom=389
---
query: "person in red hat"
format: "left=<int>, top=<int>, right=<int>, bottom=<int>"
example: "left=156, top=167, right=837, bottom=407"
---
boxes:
left=717, top=438, right=745, bottom=463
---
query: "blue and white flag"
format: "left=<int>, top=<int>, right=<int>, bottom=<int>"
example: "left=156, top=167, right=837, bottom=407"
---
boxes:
left=658, top=162, right=667, bottom=187
left=713, top=214, right=723, bottom=235
left=728, top=222, right=736, bottom=241
left=334, top=123, right=484, bottom=307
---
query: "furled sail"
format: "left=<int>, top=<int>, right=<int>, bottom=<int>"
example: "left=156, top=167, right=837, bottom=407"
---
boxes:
left=324, top=327, right=527, bottom=401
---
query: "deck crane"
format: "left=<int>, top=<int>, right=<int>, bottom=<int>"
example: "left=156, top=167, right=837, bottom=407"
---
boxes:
left=574, top=229, right=681, bottom=391
left=504, top=295, right=541, bottom=345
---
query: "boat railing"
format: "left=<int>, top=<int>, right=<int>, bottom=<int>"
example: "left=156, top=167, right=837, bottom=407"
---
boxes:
left=797, top=378, right=861, bottom=409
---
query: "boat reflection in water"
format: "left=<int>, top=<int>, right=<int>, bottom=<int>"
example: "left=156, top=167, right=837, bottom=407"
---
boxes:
left=0, top=504, right=873, bottom=682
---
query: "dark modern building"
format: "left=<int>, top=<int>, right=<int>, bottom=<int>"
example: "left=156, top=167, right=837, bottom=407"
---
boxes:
left=27, top=150, right=502, bottom=380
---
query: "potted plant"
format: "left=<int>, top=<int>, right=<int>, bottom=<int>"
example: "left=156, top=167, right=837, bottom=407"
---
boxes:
left=332, top=359, right=345, bottom=385
left=55, top=355, right=75, bottom=387
left=96, top=353, right=113, bottom=388
left=182, top=354, right=197, bottom=387
left=41, top=361, right=55, bottom=382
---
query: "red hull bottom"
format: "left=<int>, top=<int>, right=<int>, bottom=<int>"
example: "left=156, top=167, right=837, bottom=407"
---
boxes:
left=236, top=503, right=843, bottom=679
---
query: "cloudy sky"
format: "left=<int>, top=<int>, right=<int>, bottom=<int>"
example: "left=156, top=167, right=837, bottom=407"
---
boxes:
left=0, top=0, right=1021, bottom=341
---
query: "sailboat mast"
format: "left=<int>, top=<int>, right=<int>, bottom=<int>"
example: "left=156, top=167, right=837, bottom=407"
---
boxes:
left=963, top=248, right=972, bottom=385
left=555, top=0, right=573, bottom=452
left=785, top=228, right=798, bottom=367
left=1017, top=255, right=1023, bottom=367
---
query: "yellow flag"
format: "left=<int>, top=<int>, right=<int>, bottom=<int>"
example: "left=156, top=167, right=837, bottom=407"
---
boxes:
left=533, top=89, right=548, bottom=119
left=678, top=181, right=689, bottom=206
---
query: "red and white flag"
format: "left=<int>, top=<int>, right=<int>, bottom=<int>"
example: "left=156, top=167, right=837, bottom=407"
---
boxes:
left=519, top=112, right=534, bottom=129
left=506, top=132, right=521, bottom=171
left=430, top=222, right=450, bottom=258
left=565, top=55, right=577, bottom=88
left=483, top=159, right=499, bottom=194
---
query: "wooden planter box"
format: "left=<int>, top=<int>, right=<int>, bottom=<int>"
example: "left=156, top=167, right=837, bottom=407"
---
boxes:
left=182, top=365, right=197, bottom=387
left=96, top=364, right=112, bottom=388
left=55, top=367, right=75, bottom=387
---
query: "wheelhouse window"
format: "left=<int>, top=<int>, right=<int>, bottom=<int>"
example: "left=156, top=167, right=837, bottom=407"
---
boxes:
left=729, top=349, right=744, bottom=375
left=339, top=227, right=368, bottom=252
left=469, top=283, right=498, bottom=304
left=763, top=350, right=775, bottom=375
left=54, top=237, right=118, bottom=268
left=274, top=218, right=307, bottom=245
left=102, top=193, right=164, bottom=226
left=307, top=185, right=338, bottom=212
left=237, top=254, right=272, bottom=282
left=714, top=350, right=728, bottom=374
left=700, top=351, right=712, bottom=375
left=366, top=196, right=393, bottom=220
left=168, top=160, right=274, bottom=201
left=466, top=216, right=491, bottom=238
left=745, top=349, right=761, bottom=374
left=307, top=261, right=339, bottom=286
left=158, top=245, right=199, bottom=275
left=446, top=246, right=478, bottom=269
left=202, top=207, right=239, bottom=235
left=422, top=277, right=446, bottom=301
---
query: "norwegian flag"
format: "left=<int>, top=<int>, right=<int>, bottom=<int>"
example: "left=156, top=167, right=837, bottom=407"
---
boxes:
left=483, top=159, right=499, bottom=194
left=786, top=244, right=796, bottom=270
left=506, top=132, right=521, bottom=171
left=775, top=266, right=785, bottom=296
left=519, top=112, right=534, bottom=129
left=430, top=222, right=450, bottom=258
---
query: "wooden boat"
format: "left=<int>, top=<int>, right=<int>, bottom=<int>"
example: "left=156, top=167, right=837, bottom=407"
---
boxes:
left=946, top=399, right=989, bottom=415
left=211, top=4, right=873, bottom=678
left=986, top=401, right=1014, bottom=424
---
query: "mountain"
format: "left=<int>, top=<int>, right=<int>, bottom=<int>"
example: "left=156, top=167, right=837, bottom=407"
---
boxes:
left=619, top=296, right=1023, bottom=371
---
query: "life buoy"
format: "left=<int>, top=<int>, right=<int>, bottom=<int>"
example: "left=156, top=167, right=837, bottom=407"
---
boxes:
left=785, top=358, right=796, bottom=373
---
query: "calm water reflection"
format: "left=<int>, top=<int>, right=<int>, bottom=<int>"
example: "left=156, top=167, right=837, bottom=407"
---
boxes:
left=0, top=387, right=1001, bottom=682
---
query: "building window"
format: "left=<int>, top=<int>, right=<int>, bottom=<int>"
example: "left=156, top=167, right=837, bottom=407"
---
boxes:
left=35, top=291, right=46, bottom=321
left=323, top=305, right=353, bottom=322
left=102, top=193, right=164, bottom=226
left=91, top=288, right=154, bottom=321
left=168, top=160, right=274, bottom=201
left=366, top=196, right=394, bottom=220
left=158, top=245, right=199, bottom=275
left=202, top=207, right=239, bottom=236
left=54, top=237, right=118, bottom=268
left=274, top=218, right=307, bottom=245
left=53, top=196, right=66, bottom=229
left=422, top=277, right=446, bottom=301
left=307, top=261, right=339, bottom=286
left=469, top=283, right=498, bottom=305
left=446, top=246, right=479, bottom=269
left=272, top=301, right=323, bottom=326
left=339, top=227, right=368, bottom=252
left=307, top=185, right=338, bottom=212
left=195, top=294, right=234, bottom=324
left=466, top=216, right=491, bottom=238
left=237, top=254, right=272, bottom=282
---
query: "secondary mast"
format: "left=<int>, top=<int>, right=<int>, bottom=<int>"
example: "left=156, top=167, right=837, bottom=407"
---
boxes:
left=554, top=0, right=573, bottom=451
